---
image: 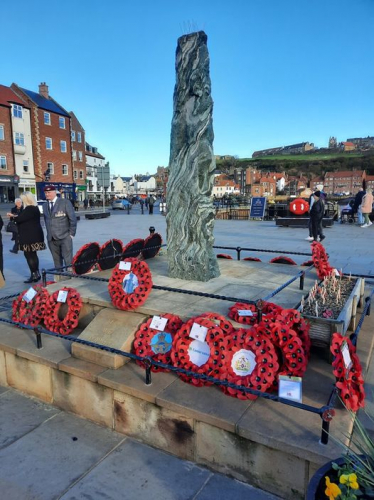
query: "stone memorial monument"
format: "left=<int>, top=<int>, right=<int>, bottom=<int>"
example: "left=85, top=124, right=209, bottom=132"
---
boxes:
left=166, top=31, right=220, bottom=281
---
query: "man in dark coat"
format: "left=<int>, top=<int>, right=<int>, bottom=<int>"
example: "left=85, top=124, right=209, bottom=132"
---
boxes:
left=310, top=190, right=325, bottom=242
left=353, top=188, right=365, bottom=225
left=43, top=185, right=77, bottom=268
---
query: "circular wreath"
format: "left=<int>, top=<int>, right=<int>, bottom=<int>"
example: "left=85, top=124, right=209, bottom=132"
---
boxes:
left=217, top=254, right=233, bottom=259
left=311, top=241, right=334, bottom=279
left=98, top=239, right=123, bottom=270
left=198, top=312, right=235, bottom=336
left=108, top=258, right=153, bottom=311
left=133, top=313, right=183, bottom=372
left=72, top=242, right=100, bottom=275
left=122, top=239, right=144, bottom=260
left=142, top=233, right=162, bottom=260
left=219, top=329, right=280, bottom=400
left=243, top=257, right=262, bottom=262
left=269, top=256, right=297, bottom=265
left=171, top=316, right=228, bottom=386
left=44, top=287, right=82, bottom=335
left=228, top=301, right=282, bottom=326
left=330, top=333, right=365, bottom=412
left=12, top=285, right=50, bottom=327
left=301, top=259, right=314, bottom=267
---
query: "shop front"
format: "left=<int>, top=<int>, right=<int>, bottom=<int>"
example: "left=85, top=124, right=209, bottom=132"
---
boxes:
left=0, top=175, right=19, bottom=203
left=76, top=184, right=87, bottom=202
left=18, top=178, right=36, bottom=196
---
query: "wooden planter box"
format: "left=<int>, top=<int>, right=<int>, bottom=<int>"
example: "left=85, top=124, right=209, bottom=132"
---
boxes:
left=299, top=277, right=365, bottom=349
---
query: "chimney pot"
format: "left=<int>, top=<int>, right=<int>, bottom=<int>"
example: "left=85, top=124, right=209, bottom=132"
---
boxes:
left=39, top=82, right=49, bottom=98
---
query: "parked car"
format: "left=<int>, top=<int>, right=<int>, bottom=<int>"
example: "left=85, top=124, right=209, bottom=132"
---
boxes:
left=111, top=199, right=132, bottom=210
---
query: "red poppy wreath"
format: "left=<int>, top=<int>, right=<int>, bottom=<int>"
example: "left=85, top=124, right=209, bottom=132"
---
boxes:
left=44, top=287, right=82, bottom=335
left=330, top=332, right=365, bottom=412
left=311, top=241, right=334, bottom=279
left=133, top=313, right=183, bottom=372
left=12, top=284, right=50, bottom=327
left=108, top=258, right=153, bottom=311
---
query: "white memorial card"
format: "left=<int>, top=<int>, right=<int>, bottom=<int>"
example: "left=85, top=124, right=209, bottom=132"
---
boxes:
left=238, top=310, right=254, bottom=317
left=278, top=375, right=302, bottom=403
left=57, top=290, right=68, bottom=303
left=150, top=316, right=168, bottom=331
left=23, top=287, right=37, bottom=303
left=188, top=340, right=210, bottom=367
left=341, top=342, right=353, bottom=371
left=119, top=261, right=132, bottom=271
left=189, top=323, right=208, bottom=342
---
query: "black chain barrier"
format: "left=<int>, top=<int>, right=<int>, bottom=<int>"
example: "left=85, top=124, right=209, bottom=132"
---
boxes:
left=0, top=315, right=335, bottom=443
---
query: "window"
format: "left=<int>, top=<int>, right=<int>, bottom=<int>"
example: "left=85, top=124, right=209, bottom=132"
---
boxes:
left=47, top=162, right=54, bottom=175
left=0, top=125, right=4, bottom=140
left=72, top=150, right=77, bottom=160
left=73, top=170, right=78, bottom=180
left=46, top=137, right=52, bottom=150
left=23, top=160, right=29, bottom=173
left=60, top=140, right=67, bottom=153
left=44, top=112, right=51, bottom=125
left=78, top=151, right=83, bottom=162
left=0, top=156, right=7, bottom=169
left=71, top=130, right=75, bottom=141
left=77, top=132, right=82, bottom=143
left=59, top=116, right=65, bottom=129
left=13, top=105, right=23, bottom=118
left=15, top=132, right=25, bottom=146
left=62, top=164, right=68, bottom=175
left=79, top=170, right=84, bottom=179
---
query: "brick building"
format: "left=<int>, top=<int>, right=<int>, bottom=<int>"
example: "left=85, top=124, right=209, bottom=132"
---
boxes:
left=0, top=86, right=19, bottom=201
left=11, top=82, right=75, bottom=200
left=70, top=111, right=86, bottom=201
left=323, top=170, right=365, bottom=195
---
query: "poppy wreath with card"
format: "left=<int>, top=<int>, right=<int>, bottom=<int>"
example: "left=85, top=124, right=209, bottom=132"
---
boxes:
left=228, top=301, right=282, bottom=326
left=12, top=285, right=50, bottom=327
left=72, top=242, right=101, bottom=275
left=170, top=316, right=228, bottom=387
left=44, top=287, right=82, bottom=335
left=108, top=258, right=152, bottom=311
left=330, top=332, right=365, bottom=412
left=198, top=312, right=236, bottom=336
left=311, top=241, right=334, bottom=279
left=218, top=328, right=280, bottom=400
left=133, top=313, right=183, bottom=372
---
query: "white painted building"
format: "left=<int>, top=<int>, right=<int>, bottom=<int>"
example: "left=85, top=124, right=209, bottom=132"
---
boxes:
left=11, top=103, right=36, bottom=195
left=85, top=143, right=105, bottom=200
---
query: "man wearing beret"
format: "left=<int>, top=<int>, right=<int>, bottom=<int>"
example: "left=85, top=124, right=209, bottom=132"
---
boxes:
left=43, top=185, right=77, bottom=269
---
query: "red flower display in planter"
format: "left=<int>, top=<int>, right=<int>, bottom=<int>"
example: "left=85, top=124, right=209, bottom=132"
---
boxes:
left=170, top=316, right=228, bottom=387
left=330, top=332, right=365, bottom=412
left=12, top=285, right=50, bottom=327
left=44, top=287, right=82, bottom=335
left=133, top=313, right=183, bottom=372
left=108, top=258, right=152, bottom=311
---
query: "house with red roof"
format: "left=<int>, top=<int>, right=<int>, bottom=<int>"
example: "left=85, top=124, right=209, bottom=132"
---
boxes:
left=0, top=84, right=36, bottom=201
left=323, top=170, right=365, bottom=195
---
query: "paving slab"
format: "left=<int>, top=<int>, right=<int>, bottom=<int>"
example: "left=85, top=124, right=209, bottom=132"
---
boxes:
left=61, top=438, right=211, bottom=500
left=0, top=389, right=60, bottom=449
left=196, top=473, right=280, bottom=500
left=0, top=410, right=125, bottom=500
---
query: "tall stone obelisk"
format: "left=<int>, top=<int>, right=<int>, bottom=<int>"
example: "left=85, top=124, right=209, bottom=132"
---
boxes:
left=166, top=31, right=220, bottom=281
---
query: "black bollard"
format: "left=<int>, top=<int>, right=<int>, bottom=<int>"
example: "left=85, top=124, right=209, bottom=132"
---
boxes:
left=34, top=327, right=43, bottom=349
left=42, top=269, right=47, bottom=287
left=299, top=272, right=305, bottom=290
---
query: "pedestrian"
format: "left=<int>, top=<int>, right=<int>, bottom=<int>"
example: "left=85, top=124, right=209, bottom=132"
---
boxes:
left=7, top=192, right=46, bottom=283
left=305, top=193, right=315, bottom=241
left=43, top=185, right=77, bottom=269
left=148, top=194, right=155, bottom=215
left=310, top=191, right=325, bottom=242
left=145, top=197, right=148, bottom=209
left=83, top=198, right=88, bottom=210
left=9, top=198, right=23, bottom=254
left=353, top=188, right=365, bottom=225
left=360, top=188, right=373, bottom=228
left=139, top=197, right=144, bottom=214
left=89, top=199, right=94, bottom=209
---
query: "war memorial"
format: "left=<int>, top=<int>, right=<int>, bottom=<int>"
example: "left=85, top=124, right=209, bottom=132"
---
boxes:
left=0, top=32, right=373, bottom=500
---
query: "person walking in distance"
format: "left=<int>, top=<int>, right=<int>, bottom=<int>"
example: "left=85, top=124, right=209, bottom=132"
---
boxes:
left=9, top=198, right=23, bottom=253
left=43, top=185, right=77, bottom=268
left=361, top=188, right=373, bottom=228
left=148, top=194, right=155, bottom=214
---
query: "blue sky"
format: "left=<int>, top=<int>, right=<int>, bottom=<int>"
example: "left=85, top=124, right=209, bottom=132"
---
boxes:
left=3, top=0, right=373, bottom=176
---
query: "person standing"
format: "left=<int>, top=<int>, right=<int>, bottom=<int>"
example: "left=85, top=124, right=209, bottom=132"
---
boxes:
left=353, top=188, right=365, bottom=225
left=148, top=194, right=155, bottom=214
left=83, top=198, right=88, bottom=210
left=43, top=185, right=77, bottom=268
left=7, top=192, right=45, bottom=283
left=305, top=193, right=315, bottom=241
left=9, top=198, right=23, bottom=254
left=310, top=191, right=325, bottom=242
left=361, top=188, right=373, bottom=228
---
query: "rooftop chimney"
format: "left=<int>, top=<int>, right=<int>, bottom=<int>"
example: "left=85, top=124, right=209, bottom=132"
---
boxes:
left=39, top=82, right=49, bottom=98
